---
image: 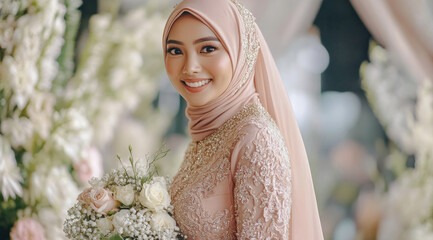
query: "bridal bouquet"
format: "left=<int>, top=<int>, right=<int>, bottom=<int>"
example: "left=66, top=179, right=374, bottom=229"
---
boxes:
left=63, top=147, right=184, bottom=239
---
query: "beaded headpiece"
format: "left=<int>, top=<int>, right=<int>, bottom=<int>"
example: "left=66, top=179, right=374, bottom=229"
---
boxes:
left=230, top=0, right=260, bottom=92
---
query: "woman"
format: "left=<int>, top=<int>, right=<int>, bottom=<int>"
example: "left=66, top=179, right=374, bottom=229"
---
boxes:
left=163, top=0, right=323, bottom=239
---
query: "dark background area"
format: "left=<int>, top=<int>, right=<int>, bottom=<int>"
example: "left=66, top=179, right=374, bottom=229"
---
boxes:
left=314, top=0, right=371, bottom=94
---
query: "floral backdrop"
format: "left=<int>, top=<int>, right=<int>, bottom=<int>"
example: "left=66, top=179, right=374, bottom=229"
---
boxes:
left=0, top=0, right=182, bottom=238
left=362, top=42, right=433, bottom=240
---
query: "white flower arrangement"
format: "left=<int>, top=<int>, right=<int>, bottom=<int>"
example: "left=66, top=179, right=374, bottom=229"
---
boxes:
left=361, top=42, right=433, bottom=240
left=63, top=146, right=185, bottom=240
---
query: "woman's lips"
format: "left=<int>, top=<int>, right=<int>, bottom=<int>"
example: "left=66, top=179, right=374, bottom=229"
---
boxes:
left=181, top=78, right=212, bottom=93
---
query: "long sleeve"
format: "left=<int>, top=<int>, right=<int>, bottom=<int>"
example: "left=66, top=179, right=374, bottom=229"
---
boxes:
left=233, top=124, right=292, bottom=240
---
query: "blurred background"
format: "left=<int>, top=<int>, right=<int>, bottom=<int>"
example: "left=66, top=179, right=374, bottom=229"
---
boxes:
left=1, top=0, right=432, bottom=239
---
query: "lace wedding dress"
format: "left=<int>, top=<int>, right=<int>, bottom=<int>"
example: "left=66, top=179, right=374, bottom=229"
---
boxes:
left=170, top=101, right=292, bottom=239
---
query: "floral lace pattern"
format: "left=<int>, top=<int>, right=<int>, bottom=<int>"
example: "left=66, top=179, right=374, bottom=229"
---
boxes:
left=170, top=101, right=292, bottom=239
left=234, top=115, right=292, bottom=239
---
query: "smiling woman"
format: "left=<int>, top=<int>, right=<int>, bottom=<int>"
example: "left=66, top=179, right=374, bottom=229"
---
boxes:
left=165, top=13, right=233, bottom=107
left=162, top=0, right=323, bottom=239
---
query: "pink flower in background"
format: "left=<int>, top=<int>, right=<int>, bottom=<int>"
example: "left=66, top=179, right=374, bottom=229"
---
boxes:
left=73, top=147, right=103, bottom=184
left=78, top=187, right=119, bottom=214
left=10, top=218, right=45, bottom=240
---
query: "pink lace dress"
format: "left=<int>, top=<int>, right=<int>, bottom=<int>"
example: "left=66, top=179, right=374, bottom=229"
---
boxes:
left=170, top=101, right=292, bottom=239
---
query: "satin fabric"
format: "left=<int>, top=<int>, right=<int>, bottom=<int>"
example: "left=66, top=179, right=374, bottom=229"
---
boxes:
left=351, top=0, right=433, bottom=83
left=162, top=0, right=323, bottom=239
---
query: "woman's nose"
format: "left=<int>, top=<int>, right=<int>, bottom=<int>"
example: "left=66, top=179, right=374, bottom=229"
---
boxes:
left=183, top=53, right=201, bottom=75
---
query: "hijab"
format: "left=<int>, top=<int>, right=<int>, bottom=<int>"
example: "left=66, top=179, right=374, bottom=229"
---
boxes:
left=163, top=0, right=324, bottom=239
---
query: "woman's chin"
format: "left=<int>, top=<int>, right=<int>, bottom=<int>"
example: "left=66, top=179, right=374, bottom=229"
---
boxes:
left=184, top=95, right=212, bottom=107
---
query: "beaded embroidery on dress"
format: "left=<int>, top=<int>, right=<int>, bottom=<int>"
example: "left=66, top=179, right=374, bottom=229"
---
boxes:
left=170, top=100, right=292, bottom=239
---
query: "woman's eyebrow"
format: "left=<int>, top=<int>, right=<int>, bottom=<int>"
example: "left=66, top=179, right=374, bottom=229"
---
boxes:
left=167, top=39, right=183, bottom=45
left=166, top=36, right=219, bottom=46
left=193, top=36, right=219, bottom=44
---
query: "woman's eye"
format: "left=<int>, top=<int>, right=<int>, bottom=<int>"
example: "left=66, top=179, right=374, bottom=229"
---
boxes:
left=168, top=48, right=182, bottom=55
left=200, top=46, right=216, bottom=53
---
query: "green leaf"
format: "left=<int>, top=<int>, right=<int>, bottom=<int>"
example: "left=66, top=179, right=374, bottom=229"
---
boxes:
left=109, top=234, right=124, bottom=240
left=107, top=210, right=117, bottom=216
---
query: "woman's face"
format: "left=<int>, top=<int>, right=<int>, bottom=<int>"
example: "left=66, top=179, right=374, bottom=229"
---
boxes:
left=165, top=13, right=233, bottom=107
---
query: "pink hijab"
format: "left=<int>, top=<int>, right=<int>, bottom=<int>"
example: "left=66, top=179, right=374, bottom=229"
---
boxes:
left=163, top=0, right=323, bottom=239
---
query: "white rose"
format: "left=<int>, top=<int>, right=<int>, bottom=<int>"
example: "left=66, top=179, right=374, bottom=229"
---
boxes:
left=112, top=210, right=129, bottom=231
left=150, top=212, right=176, bottom=232
left=152, top=176, right=167, bottom=186
left=96, top=218, right=114, bottom=233
left=114, top=184, right=135, bottom=206
left=139, top=178, right=170, bottom=212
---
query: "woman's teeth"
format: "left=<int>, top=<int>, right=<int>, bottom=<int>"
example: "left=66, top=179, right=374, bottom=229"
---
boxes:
left=184, top=79, right=210, bottom=87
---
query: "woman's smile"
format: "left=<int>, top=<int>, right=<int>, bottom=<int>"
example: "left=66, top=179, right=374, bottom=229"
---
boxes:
left=181, top=78, right=212, bottom=92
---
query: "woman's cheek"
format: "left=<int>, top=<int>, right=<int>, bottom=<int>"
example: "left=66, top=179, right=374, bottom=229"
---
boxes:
left=164, top=58, right=175, bottom=77
left=165, top=58, right=181, bottom=85
left=210, top=54, right=232, bottom=87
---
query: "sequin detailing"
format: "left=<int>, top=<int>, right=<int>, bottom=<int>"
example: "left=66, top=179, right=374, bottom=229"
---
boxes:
left=234, top=112, right=292, bottom=239
left=170, top=101, right=292, bottom=239
left=231, top=0, right=260, bottom=93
